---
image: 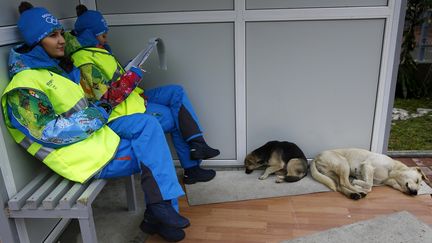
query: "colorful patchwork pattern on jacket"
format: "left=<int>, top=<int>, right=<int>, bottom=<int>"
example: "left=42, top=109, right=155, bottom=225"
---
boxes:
left=79, top=64, right=109, bottom=100
left=7, top=89, right=55, bottom=138
left=64, top=31, right=143, bottom=108
left=7, top=88, right=107, bottom=147
left=79, top=63, right=142, bottom=108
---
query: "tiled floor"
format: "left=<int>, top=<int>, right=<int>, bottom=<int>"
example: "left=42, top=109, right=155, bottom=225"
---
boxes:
left=392, top=157, right=432, bottom=187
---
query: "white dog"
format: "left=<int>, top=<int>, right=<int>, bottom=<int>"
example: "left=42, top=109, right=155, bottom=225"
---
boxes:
left=311, top=148, right=428, bottom=200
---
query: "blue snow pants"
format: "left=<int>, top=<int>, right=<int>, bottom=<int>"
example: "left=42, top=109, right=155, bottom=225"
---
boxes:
left=94, top=113, right=184, bottom=209
left=144, top=84, right=203, bottom=169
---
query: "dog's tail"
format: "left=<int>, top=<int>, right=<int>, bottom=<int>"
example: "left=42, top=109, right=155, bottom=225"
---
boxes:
left=283, top=175, right=305, bottom=182
left=310, top=158, right=337, bottom=191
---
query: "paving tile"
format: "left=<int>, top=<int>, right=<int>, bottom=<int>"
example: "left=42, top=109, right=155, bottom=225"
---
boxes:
left=418, top=158, right=432, bottom=166
left=426, top=176, right=432, bottom=188
left=420, top=167, right=432, bottom=176
left=413, top=158, right=425, bottom=166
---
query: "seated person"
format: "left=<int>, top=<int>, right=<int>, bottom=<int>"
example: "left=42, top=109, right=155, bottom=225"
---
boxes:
left=1, top=2, right=189, bottom=241
left=64, top=4, right=220, bottom=185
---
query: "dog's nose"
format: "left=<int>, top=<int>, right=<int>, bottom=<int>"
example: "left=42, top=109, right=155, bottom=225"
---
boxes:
left=409, top=189, right=418, bottom=195
left=245, top=169, right=253, bottom=174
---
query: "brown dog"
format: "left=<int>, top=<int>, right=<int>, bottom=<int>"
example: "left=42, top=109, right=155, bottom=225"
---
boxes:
left=244, top=141, right=308, bottom=183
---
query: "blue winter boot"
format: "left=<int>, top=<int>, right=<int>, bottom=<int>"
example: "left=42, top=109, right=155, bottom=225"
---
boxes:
left=140, top=217, right=185, bottom=242
left=145, top=201, right=190, bottom=228
left=183, top=166, right=216, bottom=184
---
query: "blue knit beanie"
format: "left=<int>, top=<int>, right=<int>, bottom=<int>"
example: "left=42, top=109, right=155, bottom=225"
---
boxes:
left=18, top=7, right=63, bottom=46
left=75, top=10, right=108, bottom=36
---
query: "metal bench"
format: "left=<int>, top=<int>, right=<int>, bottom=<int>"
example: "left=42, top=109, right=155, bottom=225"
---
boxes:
left=4, top=168, right=137, bottom=243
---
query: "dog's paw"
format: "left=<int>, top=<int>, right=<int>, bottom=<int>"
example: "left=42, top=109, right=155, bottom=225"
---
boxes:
left=349, top=193, right=364, bottom=200
left=352, top=179, right=372, bottom=191
left=362, top=186, right=372, bottom=193
left=275, top=176, right=284, bottom=183
left=259, top=175, right=267, bottom=180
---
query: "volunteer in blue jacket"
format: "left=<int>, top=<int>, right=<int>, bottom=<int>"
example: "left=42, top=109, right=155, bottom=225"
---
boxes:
left=1, top=2, right=188, bottom=241
left=66, top=4, right=220, bottom=185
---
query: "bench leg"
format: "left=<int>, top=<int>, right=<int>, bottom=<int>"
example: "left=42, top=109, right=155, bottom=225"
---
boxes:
left=125, top=175, right=137, bottom=211
left=0, top=216, right=20, bottom=243
left=0, top=168, right=20, bottom=242
left=79, top=209, right=98, bottom=243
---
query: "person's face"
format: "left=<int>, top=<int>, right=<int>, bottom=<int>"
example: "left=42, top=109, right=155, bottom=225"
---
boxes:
left=40, top=29, right=65, bottom=59
left=96, top=32, right=108, bottom=46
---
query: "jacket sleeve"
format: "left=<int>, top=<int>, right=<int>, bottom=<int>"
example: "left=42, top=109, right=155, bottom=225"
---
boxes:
left=6, top=88, right=108, bottom=148
left=79, top=63, right=143, bottom=108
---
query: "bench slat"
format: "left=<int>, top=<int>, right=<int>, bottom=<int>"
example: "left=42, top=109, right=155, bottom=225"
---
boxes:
left=9, top=205, right=89, bottom=218
left=42, top=179, right=73, bottom=209
left=77, top=179, right=107, bottom=208
left=8, top=169, right=51, bottom=210
left=58, top=182, right=88, bottom=209
left=26, top=173, right=61, bottom=209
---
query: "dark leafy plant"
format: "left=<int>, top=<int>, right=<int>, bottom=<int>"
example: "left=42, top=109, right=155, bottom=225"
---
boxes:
left=397, top=0, right=432, bottom=98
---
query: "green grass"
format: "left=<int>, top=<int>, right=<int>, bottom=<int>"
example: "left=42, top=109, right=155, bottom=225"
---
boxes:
left=388, top=98, right=432, bottom=151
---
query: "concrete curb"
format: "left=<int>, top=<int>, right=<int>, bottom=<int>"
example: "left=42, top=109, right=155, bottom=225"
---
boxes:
left=388, top=150, right=432, bottom=157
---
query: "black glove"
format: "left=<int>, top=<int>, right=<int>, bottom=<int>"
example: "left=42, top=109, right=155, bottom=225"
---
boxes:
left=92, top=101, right=113, bottom=121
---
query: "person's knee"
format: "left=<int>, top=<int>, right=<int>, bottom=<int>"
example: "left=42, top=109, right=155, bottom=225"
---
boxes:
left=123, top=113, right=164, bottom=136
left=141, top=114, right=163, bottom=128
left=166, top=84, right=185, bottom=95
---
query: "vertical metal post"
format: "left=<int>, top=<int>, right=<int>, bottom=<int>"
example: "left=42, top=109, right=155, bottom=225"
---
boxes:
left=375, top=0, right=408, bottom=153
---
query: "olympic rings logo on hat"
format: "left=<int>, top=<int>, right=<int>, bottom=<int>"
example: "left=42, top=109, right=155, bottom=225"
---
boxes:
left=42, top=14, right=58, bottom=25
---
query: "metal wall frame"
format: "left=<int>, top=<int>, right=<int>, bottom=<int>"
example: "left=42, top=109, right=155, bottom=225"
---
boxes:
left=96, top=0, right=403, bottom=165
left=0, top=0, right=406, bottom=241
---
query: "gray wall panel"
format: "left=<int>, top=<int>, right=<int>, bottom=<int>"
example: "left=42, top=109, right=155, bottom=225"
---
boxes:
left=246, top=0, right=387, bottom=10
left=97, top=0, right=234, bottom=14
left=108, top=23, right=236, bottom=160
left=0, top=0, right=79, bottom=27
left=246, top=20, right=385, bottom=157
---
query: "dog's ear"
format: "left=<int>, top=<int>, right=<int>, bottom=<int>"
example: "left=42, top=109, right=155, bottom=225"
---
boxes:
left=416, top=167, right=429, bottom=182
